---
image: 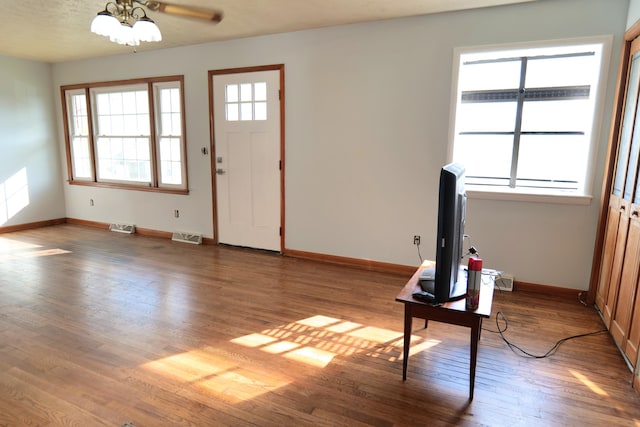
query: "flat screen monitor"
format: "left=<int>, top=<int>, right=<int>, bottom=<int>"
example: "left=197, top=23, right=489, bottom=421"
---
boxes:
left=433, top=162, right=467, bottom=303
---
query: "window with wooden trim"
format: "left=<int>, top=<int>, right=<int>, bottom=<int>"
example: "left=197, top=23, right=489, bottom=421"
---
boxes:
left=62, top=76, right=187, bottom=192
left=449, top=37, right=611, bottom=200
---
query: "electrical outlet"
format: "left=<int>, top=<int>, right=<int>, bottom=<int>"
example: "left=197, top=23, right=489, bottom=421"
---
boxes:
left=413, top=235, right=421, bottom=245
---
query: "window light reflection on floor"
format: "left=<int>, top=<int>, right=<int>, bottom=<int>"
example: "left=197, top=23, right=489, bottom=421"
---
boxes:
left=141, top=315, right=441, bottom=403
left=0, top=237, right=71, bottom=261
left=142, top=347, right=291, bottom=403
left=231, top=314, right=440, bottom=367
left=569, top=369, right=608, bottom=397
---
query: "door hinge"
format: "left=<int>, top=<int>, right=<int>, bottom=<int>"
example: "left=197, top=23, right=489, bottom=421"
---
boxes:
left=279, top=227, right=282, bottom=236
left=279, top=160, right=282, bottom=170
left=278, top=89, right=281, bottom=100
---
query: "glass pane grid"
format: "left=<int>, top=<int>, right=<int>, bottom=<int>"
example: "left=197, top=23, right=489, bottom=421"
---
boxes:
left=453, top=43, right=603, bottom=195
left=66, top=81, right=186, bottom=189
left=224, top=82, right=268, bottom=121
left=96, top=136, right=151, bottom=183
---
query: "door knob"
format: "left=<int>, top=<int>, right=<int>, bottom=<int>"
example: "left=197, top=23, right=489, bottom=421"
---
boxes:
left=216, top=168, right=226, bottom=175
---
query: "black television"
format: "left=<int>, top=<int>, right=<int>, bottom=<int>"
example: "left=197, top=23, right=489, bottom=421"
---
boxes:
left=433, top=162, right=467, bottom=303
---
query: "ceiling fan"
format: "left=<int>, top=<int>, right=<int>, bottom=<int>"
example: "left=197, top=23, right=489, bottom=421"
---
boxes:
left=134, top=0, right=224, bottom=24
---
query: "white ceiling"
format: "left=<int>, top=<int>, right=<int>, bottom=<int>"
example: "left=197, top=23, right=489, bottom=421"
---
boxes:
left=0, top=0, right=538, bottom=63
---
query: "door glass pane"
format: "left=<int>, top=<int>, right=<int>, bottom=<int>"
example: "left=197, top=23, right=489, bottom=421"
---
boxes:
left=226, top=104, right=239, bottom=121
left=614, top=52, right=640, bottom=197
left=240, top=83, right=252, bottom=102
left=226, top=84, right=238, bottom=102
left=254, top=82, right=267, bottom=101
left=254, top=102, right=267, bottom=120
left=624, top=115, right=640, bottom=200
left=240, top=102, right=252, bottom=121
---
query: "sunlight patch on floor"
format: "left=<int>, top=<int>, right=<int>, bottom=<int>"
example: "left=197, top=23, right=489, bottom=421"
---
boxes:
left=0, top=235, right=71, bottom=261
left=0, top=237, right=41, bottom=252
left=0, top=246, right=71, bottom=261
left=231, top=314, right=438, bottom=366
left=569, top=369, right=608, bottom=396
left=142, top=348, right=291, bottom=403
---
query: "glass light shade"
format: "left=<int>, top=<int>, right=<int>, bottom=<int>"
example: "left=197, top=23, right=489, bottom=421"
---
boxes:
left=90, top=12, right=120, bottom=37
left=133, top=18, right=162, bottom=42
left=109, top=23, right=140, bottom=46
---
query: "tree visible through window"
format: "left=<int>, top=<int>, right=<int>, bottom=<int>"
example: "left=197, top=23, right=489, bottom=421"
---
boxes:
left=450, top=38, right=610, bottom=197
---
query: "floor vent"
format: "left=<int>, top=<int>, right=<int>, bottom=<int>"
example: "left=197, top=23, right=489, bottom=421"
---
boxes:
left=172, top=232, right=203, bottom=245
left=109, top=223, right=136, bottom=234
left=495, top=273, right=514, bottom=292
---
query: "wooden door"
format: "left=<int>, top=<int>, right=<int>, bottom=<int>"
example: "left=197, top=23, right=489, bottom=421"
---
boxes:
left=611, top=204, right=639, bottom=346
left=211, top=68, right=282, bottom=252
left=596, top=38, right=640, bottom=329
left=601, top=199, right=630, bottom=327
left=624, top=209, right=640, bottom=363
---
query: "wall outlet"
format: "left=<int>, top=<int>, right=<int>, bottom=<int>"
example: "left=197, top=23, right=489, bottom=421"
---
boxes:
left=413, top=235, right=421, bottom=245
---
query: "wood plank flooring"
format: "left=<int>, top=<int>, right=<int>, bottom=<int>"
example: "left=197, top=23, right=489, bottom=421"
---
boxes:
left=1, top=224, right=640, bottom=426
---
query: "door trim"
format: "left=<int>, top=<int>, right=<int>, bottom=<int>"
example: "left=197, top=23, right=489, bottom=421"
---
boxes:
left=207, top=64, right=285, bottom=251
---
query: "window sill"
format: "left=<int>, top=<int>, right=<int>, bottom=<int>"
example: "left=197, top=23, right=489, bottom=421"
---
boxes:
left=465, top=187, right=592, bottom=205
left=68, top=180, right=189, bottom=195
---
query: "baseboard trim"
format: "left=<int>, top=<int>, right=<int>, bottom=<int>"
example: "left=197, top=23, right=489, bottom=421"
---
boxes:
left=0, top=218, right=67, bottom=234
left=134, top=227, right=171, bottom=239
left=65, top=218, right=110, bottom=230
left=514, top=280, right=582, bottom=299
left=283, top=248, right=417, bottom=276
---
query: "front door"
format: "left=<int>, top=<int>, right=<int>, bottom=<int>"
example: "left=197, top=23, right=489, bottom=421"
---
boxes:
left=211, top=67, right=282, bottom=251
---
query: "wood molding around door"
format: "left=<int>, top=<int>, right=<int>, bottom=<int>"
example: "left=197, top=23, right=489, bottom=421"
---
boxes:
left=588, top=25, right=640, bottom=304
left=207, top=64, right=285, bottom=251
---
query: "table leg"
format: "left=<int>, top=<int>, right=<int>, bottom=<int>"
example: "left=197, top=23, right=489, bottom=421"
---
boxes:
left=469, top=319, right=481, bottom=400
left=402, top=306, right=413, bottom=381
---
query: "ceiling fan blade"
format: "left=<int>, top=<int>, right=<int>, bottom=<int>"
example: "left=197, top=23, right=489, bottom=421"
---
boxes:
left=142, top=1, right=223, bottom=23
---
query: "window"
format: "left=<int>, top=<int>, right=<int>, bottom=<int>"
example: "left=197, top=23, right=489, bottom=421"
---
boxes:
left=62, top=76, right=187, bottom=192
left=449, top=37, right=611, bottom=201
left=225, top=82, right=268, bottom=121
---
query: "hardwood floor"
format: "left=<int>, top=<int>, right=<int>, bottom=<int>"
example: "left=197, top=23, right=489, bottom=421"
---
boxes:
left=1, top=224, right=639, bottom=426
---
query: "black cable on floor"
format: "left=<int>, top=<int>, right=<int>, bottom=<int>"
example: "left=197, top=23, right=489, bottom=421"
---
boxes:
left=483, top=311, right=608, bottom=358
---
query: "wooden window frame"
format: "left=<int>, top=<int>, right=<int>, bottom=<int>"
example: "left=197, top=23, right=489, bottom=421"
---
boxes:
left=60, top=75, right=188, bottom=195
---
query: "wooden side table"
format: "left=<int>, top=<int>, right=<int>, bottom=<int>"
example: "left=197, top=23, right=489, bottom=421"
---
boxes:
left=395, top=260, right=494, bottom=400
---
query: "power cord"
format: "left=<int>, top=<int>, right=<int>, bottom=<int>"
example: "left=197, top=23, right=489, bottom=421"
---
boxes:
left=483, top=311, right=607, bottom=358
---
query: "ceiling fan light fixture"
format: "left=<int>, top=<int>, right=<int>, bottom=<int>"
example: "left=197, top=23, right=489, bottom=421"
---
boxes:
left=109, top=23, right=140, bottom=46
left=133, top=17, right=162, bottom=42
left=90, top=10, right=121, bottom=37
left=91, top=1, right=161, bottom=46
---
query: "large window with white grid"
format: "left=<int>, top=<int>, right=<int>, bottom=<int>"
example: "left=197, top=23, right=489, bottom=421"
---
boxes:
left=62, top=76, right=187, bottom=192
left=449, top=37, right=611, bottom=202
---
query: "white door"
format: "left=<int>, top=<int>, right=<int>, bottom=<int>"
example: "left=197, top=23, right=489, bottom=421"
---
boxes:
left=212, top=69, right=281, bottom=251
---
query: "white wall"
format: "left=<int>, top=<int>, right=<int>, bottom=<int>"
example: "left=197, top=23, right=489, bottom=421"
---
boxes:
left=628, top=0, right=640, bottom=28
left=0, top=55, right=64, bottom=226
left=49, top=0, right=629, bottom=290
